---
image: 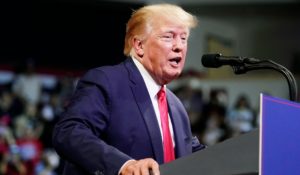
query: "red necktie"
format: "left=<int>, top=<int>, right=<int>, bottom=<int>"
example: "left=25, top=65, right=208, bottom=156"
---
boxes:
left=157, top=86, right=175, bottom=163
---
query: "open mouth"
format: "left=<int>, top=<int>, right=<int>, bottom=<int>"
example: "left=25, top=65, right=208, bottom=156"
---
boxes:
left=169, top=57, right=182, bottom=65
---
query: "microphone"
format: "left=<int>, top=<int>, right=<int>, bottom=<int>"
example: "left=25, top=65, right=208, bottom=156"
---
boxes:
left=201, top=53, right=260, bottom=68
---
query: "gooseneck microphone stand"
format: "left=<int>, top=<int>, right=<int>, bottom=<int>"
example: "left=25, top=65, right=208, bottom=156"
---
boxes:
left=231, top=58, right=298, bottom=102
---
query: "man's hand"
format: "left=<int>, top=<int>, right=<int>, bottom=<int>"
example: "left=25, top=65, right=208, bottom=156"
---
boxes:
left=120, top=158, right=160, bottom=175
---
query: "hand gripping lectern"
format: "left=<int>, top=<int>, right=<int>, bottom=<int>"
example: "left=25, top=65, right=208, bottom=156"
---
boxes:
left=160, top=94, right=300, bottom=175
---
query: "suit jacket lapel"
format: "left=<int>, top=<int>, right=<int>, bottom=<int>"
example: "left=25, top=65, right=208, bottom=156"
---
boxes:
left=124, top=58, right=164, bottom=164
left=166, top=90, right=188, bottom=158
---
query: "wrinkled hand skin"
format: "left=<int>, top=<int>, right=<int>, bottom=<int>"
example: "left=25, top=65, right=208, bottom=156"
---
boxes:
left=120, top=158, right=160, bottom=175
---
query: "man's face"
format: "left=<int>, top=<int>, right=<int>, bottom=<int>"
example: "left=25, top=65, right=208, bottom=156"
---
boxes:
left=140, top=19, right=189, bottom=85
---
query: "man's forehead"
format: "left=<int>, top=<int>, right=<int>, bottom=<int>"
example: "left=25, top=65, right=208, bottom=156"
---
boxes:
left=151, top=18, right=189, bottom=32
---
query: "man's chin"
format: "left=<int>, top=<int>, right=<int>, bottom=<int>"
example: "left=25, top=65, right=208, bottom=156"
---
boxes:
left=163, top=72, right=181, bottom=84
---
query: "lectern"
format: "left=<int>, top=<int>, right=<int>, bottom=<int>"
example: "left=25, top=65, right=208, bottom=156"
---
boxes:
left=160, top=94, right=300, bottom=175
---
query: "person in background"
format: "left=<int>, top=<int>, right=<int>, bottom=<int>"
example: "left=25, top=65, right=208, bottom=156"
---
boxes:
left=53, top=3, right=205, bottom=175
left=12, top=58, right=42, bottom=106
left=227, top=94, right=255, bottom=136
left=0, top=125, right=27, bottom=175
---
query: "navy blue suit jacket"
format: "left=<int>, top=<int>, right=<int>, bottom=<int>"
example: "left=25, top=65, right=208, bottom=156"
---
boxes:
left=53, top=58, right=205, bottom=175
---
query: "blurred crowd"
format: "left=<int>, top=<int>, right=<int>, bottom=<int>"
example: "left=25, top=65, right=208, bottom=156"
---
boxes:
left=174, top=84, right=258, bottom=146
left=0, top=59, right=258, bottom=175
left=0, top=60, right=76, bottom=175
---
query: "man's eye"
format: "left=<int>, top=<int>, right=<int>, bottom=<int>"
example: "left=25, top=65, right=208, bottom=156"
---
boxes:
left=181, top=36, right=187, bottom=40
left=159, top=35, right=173, bottom=42
left=162, top=35, right=172, bottom=39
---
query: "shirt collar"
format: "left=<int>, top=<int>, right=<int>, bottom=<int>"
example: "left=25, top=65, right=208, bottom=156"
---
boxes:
left=132, top=57, right=163, bottom=99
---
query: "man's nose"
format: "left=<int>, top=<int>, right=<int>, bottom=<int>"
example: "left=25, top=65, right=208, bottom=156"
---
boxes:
left=172, top=37, right=185, bottom=52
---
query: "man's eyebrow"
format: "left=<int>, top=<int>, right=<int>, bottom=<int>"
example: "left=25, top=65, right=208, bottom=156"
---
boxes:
left=161, top=30, right=188, bottom=35
left=160, top=30, right=174, bottom=34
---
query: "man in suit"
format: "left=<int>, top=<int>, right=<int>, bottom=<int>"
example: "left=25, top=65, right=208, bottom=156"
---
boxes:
left=53, top=3, right=205, bottom=175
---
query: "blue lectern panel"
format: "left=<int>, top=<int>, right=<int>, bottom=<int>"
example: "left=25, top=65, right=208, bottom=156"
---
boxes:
left=260, top=94, right=300, bottom=175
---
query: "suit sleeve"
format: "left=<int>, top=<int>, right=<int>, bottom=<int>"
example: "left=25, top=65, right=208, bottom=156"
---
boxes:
left=52, top=69, right=131, bottom=175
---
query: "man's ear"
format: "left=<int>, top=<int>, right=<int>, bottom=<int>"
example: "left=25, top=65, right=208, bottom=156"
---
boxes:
left=133, top=37, right=144, bottom=57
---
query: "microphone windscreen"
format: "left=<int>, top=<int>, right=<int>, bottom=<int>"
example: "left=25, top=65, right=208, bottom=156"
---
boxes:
left=201, top=54, right=221, bottom=68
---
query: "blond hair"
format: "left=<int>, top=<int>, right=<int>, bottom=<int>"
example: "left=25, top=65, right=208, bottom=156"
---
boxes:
left=124, top=3, right=198, bottom=56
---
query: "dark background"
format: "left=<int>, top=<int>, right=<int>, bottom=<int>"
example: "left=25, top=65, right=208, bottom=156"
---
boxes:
left=0, top=0, right=143, bottom=74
